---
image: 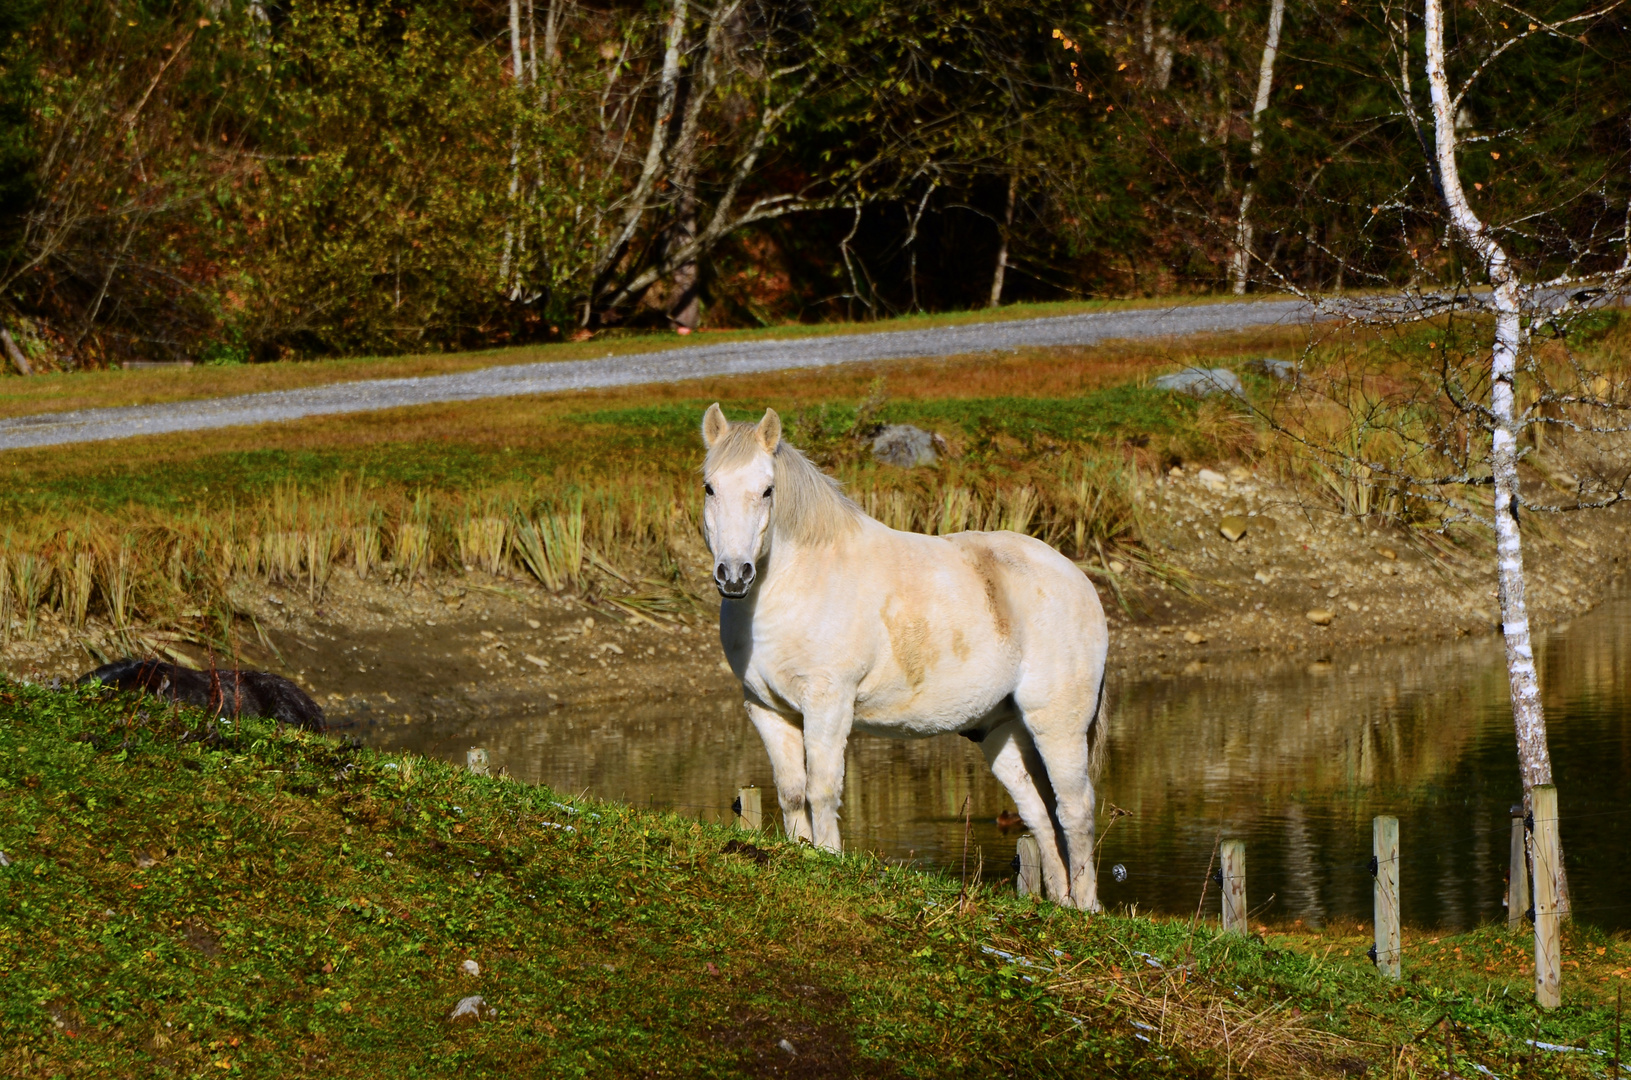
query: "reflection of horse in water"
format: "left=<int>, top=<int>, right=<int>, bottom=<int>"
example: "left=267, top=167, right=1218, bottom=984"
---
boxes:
left=699, top=404, right=1110, bottom=910
left=80, top=659, right=329, bottom=732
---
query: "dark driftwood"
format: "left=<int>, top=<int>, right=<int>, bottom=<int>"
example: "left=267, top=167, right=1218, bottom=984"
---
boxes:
left=79, top=659, right=328, bottom=731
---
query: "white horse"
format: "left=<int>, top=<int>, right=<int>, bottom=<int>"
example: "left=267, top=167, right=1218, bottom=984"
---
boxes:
left=700, top=404, right=1111, bottom=910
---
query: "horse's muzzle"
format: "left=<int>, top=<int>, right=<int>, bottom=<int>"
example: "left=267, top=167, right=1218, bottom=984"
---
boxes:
left=714, top=559, right=755, bottom=598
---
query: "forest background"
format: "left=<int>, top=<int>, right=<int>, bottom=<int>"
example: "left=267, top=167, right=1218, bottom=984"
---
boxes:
left=0, top=0, right=1627, bottom=368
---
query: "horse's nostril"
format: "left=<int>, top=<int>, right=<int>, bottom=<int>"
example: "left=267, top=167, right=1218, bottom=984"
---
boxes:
left=715, top=563, right=729, bottom=581
left=742, top=562, right=756, bottom=582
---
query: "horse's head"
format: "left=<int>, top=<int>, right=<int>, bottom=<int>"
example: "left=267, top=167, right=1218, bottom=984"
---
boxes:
left=700, top=402, right=780, bottom=598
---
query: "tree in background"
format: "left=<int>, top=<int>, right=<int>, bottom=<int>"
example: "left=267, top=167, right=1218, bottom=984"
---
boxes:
left=0, top=0, right=1626, bottom=363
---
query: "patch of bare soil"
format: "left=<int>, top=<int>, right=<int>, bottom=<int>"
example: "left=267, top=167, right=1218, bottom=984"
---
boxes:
left=5, top=462, right=1626, bottom=720
left=1111, top=463, right=1631, bottom=675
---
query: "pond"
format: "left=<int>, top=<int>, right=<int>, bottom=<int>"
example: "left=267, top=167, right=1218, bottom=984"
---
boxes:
left=370, top=585, right=1631, bottom=931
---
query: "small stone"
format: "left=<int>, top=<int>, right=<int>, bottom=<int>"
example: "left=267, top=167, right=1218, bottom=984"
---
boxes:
left=526, top=618, right=541, bottom=629
left=1379, top=563, right=1398, bottom=576
left=450, top=996, right=494, bottom=1024
left=870, top=425, right=942, bottom=468
left=1218, top=515, right=1249, bottom=542
left=1183, top=630, right=1207, bottom=645
left=1107, top=560, right=1127, bottom=574
left=1196, top=468, right=1229, bottom=494
left=718, top=660, right=733, bottom=674
left=1305, top=609, right=1334, bottom=626
left=1345, top=600, right=1361, bottom=612
left=1168, top=466, right=1185, bottom=478
left=778, top=1039, right=798, bottom=1056
left=0, top=851, right=9, bottom=867
left=1253, top=569, right=1274, bottom=585
left=460, top=959, right=481, bottom=978
left=1376, top=547, right=1397, bottom=560
left=1227, top=466, right=1251, bottom=483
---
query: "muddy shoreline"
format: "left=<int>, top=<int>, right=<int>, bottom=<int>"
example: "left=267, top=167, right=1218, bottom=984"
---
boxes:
left=5, top=463, right=1628, bottom=724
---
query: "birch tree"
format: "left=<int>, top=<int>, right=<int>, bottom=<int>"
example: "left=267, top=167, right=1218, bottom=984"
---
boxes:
left=1253, top=0, right=1631, bottom=917
left=1228, top=0, right=1284, bottom=295
left=1421, top=0, right=1552, bottom=836
left=1414, top=0, right=1631, bottom=911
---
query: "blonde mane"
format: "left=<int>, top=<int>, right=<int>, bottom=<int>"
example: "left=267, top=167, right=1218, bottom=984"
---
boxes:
left=705, top=423, right=862, bottom=548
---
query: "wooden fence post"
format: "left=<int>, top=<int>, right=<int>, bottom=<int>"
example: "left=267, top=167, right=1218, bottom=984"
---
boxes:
left=1220, top=840, right=1247, bottom=934
left=734, top=786, right=762, bottom=831
left=1507, top=805, right=1529, bottom=932
left=466, top=748, right=490, bottom=777
left=1015, top=834, right=1043, bottom=898
left=1531, top=785, right=1562, bottom=1009
left=1373, top=815, right=1400, bottom=979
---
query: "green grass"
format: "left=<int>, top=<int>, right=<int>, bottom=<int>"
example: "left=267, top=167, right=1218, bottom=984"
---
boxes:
left=575, top=384, right=1201, bottom=449
left=0, top=382, right=1203, bottom=519
left=3, top=681, right=1626, bottom=1078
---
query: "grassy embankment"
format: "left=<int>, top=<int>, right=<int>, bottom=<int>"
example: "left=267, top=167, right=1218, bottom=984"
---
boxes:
left=1, top=311, right=1627, bottom=658
left=3, top=680, right=1629, bottom=1078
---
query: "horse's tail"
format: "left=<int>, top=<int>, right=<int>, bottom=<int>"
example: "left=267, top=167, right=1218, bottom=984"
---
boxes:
left=1086, top=671, right=1110, bottom=780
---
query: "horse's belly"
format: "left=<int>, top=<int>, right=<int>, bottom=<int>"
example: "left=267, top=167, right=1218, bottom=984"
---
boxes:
left=852, top=676, right=1011, bottom=737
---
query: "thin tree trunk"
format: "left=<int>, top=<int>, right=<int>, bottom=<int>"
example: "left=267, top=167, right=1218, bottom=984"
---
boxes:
left=988, top=173, right=1017, bottom=308
left=1, top=327, right=32, bottom=375
left=1423, top=0, right=1567, bottom=911
left=589, top=0, right=688, bottom=292
left=1230, top=0, right=1284, bottom=295
left=498, top=0, right=525, bottom=295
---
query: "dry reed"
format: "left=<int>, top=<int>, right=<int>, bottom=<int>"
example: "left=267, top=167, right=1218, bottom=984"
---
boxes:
left=0, top=455, right=1149, bottom=642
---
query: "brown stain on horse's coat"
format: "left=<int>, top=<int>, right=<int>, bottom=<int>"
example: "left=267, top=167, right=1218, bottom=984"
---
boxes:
left=965, top=543, right=1013, bottom=640
left=885, top=611, right=936, bottom=687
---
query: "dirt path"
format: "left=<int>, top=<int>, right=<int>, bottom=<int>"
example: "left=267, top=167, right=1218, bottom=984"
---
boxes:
left=0, top=299, right=1314, bottom=450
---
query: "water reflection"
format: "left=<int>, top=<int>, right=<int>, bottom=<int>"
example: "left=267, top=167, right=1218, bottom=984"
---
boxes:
left=370, top=586, right=1631, bottom=931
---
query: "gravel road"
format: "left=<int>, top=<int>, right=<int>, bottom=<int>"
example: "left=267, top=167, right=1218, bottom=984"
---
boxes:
left=0, top=297, right=1315, bottom=451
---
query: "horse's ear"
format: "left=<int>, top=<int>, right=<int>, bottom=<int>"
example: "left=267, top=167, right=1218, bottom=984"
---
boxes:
left=702, top=403, right=729, bottom=448
left=755, top=408, right=782, bottom=453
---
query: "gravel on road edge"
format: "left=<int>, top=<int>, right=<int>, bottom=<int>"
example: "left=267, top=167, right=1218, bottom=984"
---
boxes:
left=0, top=298, right=1316, bottom=452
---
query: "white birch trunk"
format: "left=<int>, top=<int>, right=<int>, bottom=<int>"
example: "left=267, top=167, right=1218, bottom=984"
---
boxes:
left=498, top=0, right=525, bottom=294
left=590, top=0, right=688, bottom=291
left=1229, top=0, right=1284, bottom=295
left=988, top=173, right=1018, bottom=308
left=1423, top=0, right=1566, bottom=910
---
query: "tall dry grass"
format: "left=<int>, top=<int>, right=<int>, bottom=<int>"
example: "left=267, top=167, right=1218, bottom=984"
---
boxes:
left=0, top=454, right=1150, bottom=645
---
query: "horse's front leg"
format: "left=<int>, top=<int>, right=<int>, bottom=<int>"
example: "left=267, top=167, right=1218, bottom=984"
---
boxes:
left=800, top=691, right=855, bottom=852
left=744, top=701, right=813, bottom=843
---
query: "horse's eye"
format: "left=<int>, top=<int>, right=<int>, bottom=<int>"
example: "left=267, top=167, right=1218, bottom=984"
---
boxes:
left=763, top=485, right=774, bottom=498
left=704, top=483, right=714, bottom=496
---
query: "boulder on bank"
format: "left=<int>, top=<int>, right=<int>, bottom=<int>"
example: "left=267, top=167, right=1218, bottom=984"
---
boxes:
left=1151, top=367, right=1245, bottom=398
left=871, top=424, right=945, bottom=468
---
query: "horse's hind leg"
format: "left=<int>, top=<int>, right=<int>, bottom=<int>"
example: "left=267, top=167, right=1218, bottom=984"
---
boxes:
left=1018, top=701, right=1101, bottom=912
left=979, top=723, right=1073, bottom=902
left=744, top=701, right=814, bottom=843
